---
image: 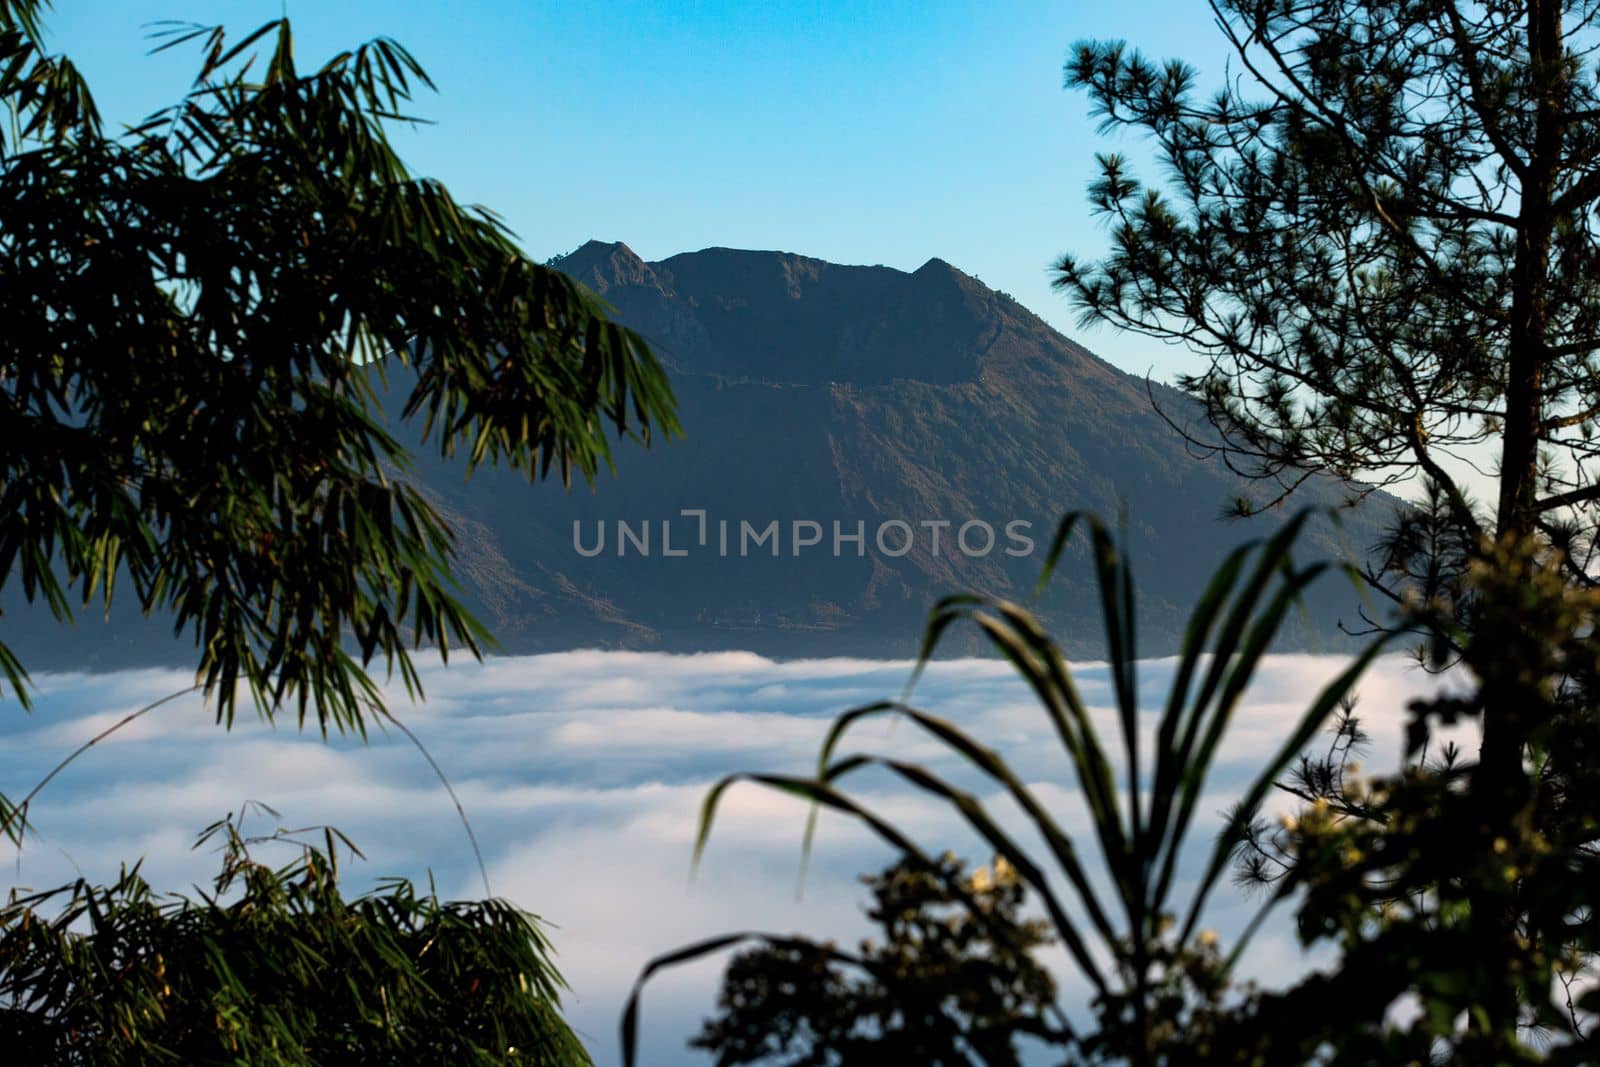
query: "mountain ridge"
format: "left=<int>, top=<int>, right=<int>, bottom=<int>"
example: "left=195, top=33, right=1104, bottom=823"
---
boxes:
left=422, top=241, right=1387, bottom=657
left=2, top=243, right=1393, bottom=671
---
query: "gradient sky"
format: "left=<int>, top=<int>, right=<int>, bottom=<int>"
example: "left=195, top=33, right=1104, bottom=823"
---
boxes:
left=44, top=0, right=1238, bottom=380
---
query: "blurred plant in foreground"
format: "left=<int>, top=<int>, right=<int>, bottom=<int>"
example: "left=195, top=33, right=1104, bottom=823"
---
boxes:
left=625, top=513, right=1382, bottom=1065
left=631, top=516, right=1600, bottom=1064
left=1211, top=534, right=1600, bottom=1063
left=691, top=853, right=1057, bottom=1066
left=0, top=806, right=588, bottom=1065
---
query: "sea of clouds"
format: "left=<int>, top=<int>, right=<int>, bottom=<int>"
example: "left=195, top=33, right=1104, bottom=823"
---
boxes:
left=0, top=651, right=1473, bottom=1065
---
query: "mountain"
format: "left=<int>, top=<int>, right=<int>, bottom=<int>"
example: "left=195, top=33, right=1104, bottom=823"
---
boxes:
left=3, top=242, right=1395, bottom=671
left=393, top=241, right=1389, bottom=658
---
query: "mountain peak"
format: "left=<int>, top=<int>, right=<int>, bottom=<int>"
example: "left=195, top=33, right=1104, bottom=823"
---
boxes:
left=910, top=255, right=986, bottom=299
left=549, top=243, right=1019, bottom=386
left=11, top=239, right=1389, bottom=672
left=552, top=240, right=663, bottom=295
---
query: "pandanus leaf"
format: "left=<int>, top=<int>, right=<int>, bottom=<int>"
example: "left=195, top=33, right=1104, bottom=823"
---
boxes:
left=627, top=511, right=1380, bottom=1065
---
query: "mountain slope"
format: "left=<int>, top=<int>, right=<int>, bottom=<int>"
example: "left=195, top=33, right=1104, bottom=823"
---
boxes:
left=3, top=242, right=1395, bottom=670
left=402, top=241, right=1388, bottom=658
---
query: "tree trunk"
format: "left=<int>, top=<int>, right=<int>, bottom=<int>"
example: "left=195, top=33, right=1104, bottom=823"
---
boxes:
left=1474, top=0, right=1562, bottom=1041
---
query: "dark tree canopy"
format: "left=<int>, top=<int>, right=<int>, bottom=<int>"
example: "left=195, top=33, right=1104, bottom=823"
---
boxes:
left=0, top=4, right=661, bottom=1057
left=1055, top=0, right=1600, bottom=1040
left=692, top=856, right=1058, bottom=1067
left=0, top=3, right=677, bottom=731
left=1057, top=0, right=1600, bottom=579
left=0, top=810, right=591, bottom=1065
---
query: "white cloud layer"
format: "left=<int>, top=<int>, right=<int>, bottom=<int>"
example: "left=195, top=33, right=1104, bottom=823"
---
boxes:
left=0, top=651, right=1472, bottom=1065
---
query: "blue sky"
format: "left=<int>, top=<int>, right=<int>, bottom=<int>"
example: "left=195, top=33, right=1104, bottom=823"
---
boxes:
left=44, top=0, right=1235, bottom=379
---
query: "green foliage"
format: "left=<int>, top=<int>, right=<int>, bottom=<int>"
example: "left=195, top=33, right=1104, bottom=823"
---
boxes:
left=1055, top=1, right=1600, bottom=1049
left=0, top=808, right=589, bottom=1065
left=0, top=3, right=672, bottom=1057
left=691, top=854, right=1059, bottom=1066
left=0, top=2, right=677, bottom=729
left=1056, top=0, right=1598, bottom=503
left=625, top=513, right=1380, bottom=1065
left=1054, top=0, right=1600, bottom=639
left=1221, top=535, right=1600, bottom=1062
left=636, top=517, right=1600, bottom=1063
